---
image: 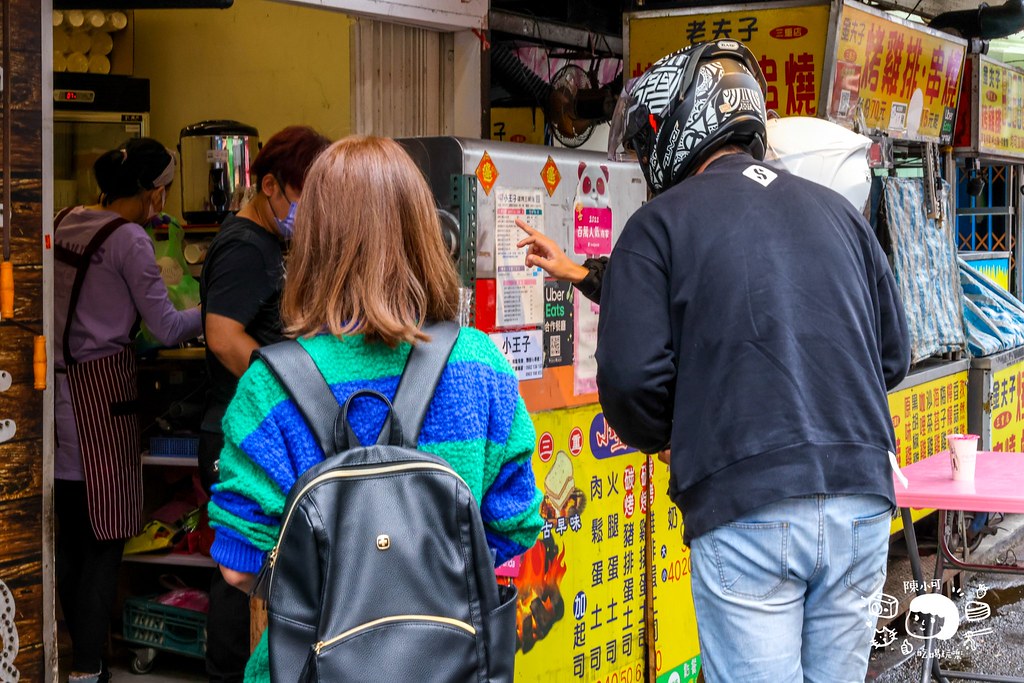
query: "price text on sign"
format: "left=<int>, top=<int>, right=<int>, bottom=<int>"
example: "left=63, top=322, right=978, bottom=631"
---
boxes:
left=650, top=458, right=701, bottom=683
left=887, top=372, right=968, bottom=467
left=627, top=4, right=830, bottom=118
left=834, top=3, right=965, bottom=142
left=515, top=405, right=650, bottom=682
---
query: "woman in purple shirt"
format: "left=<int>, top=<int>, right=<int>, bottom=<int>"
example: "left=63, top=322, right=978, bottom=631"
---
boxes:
left=53, top=138, right=202, bottom=683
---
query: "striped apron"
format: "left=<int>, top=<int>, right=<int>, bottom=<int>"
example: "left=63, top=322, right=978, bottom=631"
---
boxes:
left=56, top=209, right=144, bottom=541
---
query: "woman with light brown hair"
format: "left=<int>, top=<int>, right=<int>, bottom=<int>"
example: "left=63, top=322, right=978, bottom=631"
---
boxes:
left=280, top=135, right=461, bottom=343
left=206, top=136, right=544, bottom=682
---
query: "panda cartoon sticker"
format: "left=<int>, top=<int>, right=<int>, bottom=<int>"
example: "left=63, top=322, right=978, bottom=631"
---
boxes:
left=573, top=162, right=613, bottom=256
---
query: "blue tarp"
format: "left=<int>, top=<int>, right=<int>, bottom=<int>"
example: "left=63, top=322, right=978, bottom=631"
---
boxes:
left=883, top=177, right=966, bottom=363
left=960, top=258, right=1024, bottom=357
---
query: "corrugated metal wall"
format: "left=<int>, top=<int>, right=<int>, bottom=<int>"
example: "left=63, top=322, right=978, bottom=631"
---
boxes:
left=350, top=18, right=454, bottom=137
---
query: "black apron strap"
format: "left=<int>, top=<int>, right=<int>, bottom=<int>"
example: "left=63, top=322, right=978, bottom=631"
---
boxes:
left=53, top=207, right=74, bottom=226
left=58, top=214, right=128, bottom=366
left=54, top=208, right=83, bottom=268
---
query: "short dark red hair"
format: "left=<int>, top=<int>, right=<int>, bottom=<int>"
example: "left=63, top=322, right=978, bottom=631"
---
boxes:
left=250, top=126, right=330, bottom=192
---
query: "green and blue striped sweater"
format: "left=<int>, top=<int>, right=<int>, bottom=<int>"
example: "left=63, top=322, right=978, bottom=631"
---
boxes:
left=208, top=327, right=544, bottom=681
left=209, top=326, right=544, bottom=570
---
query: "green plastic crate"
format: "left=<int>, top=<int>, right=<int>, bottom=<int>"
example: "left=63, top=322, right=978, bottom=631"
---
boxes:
left=122, top=595, right=206, bottom=659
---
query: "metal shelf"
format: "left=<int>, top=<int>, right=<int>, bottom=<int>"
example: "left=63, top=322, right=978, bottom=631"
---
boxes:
left=122, top=553, right=217, bottom=568
left=141, top=453, right=198, bottom=467
left=155, top=347, right=206, bottom=361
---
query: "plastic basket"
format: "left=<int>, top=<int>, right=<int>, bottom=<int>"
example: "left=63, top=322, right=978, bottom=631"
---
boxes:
left=122, top=595, right=207, bottom=659
left=149, top=436, right=200, bottom=458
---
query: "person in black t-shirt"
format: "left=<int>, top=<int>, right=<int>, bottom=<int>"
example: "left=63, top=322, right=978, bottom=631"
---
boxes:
left=198, top=126, right=329, bottom=683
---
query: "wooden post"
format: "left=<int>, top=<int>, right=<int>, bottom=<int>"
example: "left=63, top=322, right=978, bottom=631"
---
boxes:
left=250, top=597, right=268, bottom=652
left=0, top=0, right=48, bottom=680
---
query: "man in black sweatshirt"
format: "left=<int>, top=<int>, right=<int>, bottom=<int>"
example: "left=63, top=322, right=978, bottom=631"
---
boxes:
left=596, top=41, right=911, bottom=682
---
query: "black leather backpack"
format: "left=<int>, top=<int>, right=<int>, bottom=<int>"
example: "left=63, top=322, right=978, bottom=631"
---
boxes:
left=251, top=321, right=518, bottom=682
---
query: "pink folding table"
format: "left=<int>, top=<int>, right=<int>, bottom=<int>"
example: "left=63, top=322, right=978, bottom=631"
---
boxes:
left=895, top=450, right=1024, bottom=683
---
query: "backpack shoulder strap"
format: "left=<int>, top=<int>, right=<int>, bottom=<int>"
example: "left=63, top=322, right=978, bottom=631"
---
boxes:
left=255, top=322, right=459, bottom=454
left=392, top=320, right=460, bottom=448
left=254, top=341, right=339, bottom=457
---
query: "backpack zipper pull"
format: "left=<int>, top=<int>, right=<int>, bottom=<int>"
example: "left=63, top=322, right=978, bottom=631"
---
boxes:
left=249, top=545, right=278, bottom=599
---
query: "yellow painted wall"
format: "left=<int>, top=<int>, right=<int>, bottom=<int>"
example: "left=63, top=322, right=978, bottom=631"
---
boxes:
left=133, top=1, right=353, bottom=218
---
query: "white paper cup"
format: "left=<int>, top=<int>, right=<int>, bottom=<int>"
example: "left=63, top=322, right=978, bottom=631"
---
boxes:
left=66, top=52, right=89, bottom=73
left=53, top=29, right=70, bottom=54
left=69, top=29, right=92, bottom=55
left=946, top=434, right=979, bottom=482
left=64, top=10, right=84, bottom=28
left=90, top=31, right=113, bottom=56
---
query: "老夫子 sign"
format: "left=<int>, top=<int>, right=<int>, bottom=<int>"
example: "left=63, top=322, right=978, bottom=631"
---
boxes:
left=626, top=2, right=831, bottom=118
left=954, top=54, right=1024, bottom=159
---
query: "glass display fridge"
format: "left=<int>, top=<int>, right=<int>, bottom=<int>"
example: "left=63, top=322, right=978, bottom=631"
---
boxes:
left=53, top=73, right=150, bottom=209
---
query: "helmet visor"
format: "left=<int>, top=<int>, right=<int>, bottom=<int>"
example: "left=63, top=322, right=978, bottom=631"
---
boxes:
left=607, top=84, right=654, bottom=162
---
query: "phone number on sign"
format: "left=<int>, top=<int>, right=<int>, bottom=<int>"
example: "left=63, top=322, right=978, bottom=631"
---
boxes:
left=596, top=664, right=644, bottom=683
left=662, top=556, right=691, bottom=583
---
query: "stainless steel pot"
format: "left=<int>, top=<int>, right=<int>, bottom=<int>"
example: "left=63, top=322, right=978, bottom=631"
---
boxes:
left=178, top=120, right=259, bottom=224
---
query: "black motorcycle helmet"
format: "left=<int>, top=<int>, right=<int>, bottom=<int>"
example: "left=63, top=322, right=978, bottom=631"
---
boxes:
left=608, top=40, right=769, bottom=194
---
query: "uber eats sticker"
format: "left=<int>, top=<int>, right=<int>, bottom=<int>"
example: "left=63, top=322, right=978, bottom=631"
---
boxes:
left=543, top=281, right=574, bottom=368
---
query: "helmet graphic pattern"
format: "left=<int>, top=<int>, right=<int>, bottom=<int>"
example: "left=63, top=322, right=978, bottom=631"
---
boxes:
left=628, top=52, right=689, bottom=119
left=620, top=41, right=768, bottom=194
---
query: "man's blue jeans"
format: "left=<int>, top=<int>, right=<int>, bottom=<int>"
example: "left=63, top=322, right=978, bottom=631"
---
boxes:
left=689, top=494, right=892, bottom=683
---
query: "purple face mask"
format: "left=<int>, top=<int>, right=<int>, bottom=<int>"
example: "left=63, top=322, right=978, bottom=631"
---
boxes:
left=275, top=200, right=297, bottom=239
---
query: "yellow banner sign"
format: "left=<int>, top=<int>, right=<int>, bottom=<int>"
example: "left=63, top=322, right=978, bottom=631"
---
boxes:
left=888, top=371, right=968, bottom=468
left=626, top=3, right=831, bottom=117
left=833, top=2, right=966, bottom=142
left=513, top=405, right=649, bottom=682
left=988, top=361, right=1024, bottom=450
left=490, top=106, right=546, bottom=146
left=650, top=460, right=701, bottom=682
left=979, top=56, right=1024, bottom=156
left=887, top=370, right=967, bottom=533
left=963, top=252, right=1011, bottom=292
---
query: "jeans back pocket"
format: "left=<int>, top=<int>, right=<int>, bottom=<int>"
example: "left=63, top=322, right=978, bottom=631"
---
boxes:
left=844, top=506, right=892, bottom=598
left=709, top=521, right=789, bottom=600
